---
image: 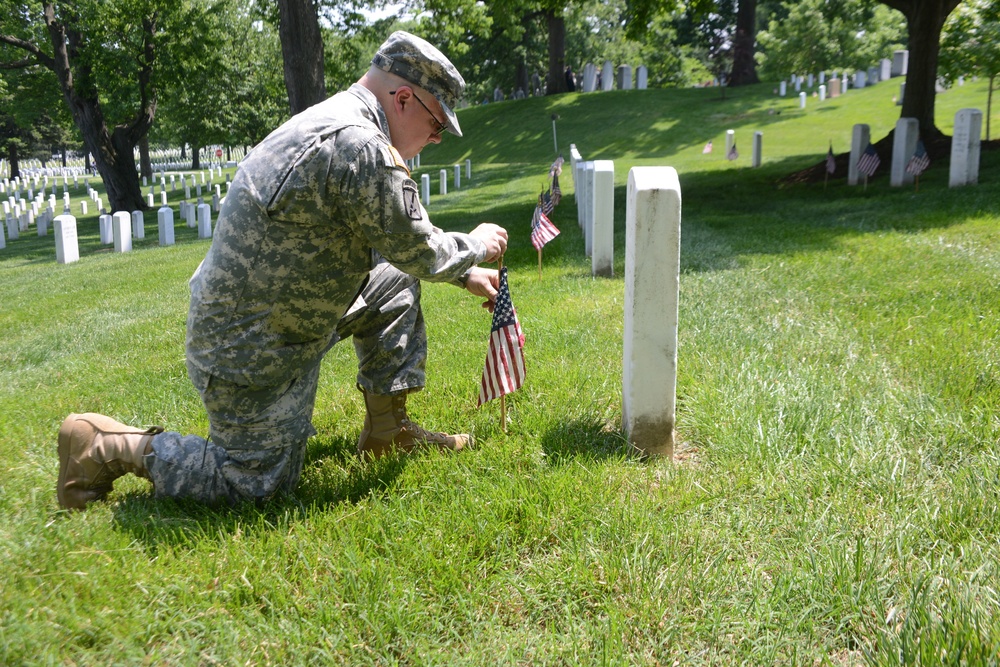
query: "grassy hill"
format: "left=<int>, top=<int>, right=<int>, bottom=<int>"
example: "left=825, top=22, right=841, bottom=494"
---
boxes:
left=1, top=76, right=999, bottom=665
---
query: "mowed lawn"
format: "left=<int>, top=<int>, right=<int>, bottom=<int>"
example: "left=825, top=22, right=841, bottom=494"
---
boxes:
left=1, top=77, right=999, bottom=665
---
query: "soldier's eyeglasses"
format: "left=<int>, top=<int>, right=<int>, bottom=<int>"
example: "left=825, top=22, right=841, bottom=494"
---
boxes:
left=391, top=89, right=447, bottom=137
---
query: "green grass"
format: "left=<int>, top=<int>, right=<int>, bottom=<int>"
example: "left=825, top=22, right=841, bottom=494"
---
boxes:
left=2, top=77, right=1000, bottom=665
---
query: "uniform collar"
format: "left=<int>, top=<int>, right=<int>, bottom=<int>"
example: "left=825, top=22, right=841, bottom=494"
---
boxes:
left=347, top=83, right=391, bottom=138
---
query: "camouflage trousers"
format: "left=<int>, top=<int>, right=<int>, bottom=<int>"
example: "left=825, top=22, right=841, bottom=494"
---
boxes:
left=145, top=261, right=426, bottom=505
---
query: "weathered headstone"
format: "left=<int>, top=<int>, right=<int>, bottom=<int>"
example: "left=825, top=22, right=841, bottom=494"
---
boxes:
left=636, top=65, right=648, bottom=90
left=54, top=214, right=79, bottom=264
left=582, top=161, right=595, bottom=256
left=799, top=92, right=806, bottom=109
left=779, top=81, right=787, bottom=96
left=592, top=160, right=614, bottom=277
left=421, top=173, right=430, bottom=206
left=849, top=123, right=871, bottom=186
left=623, top=166, right=680, bottom=458
left=829, top=78, right=841, bottom=98
left=439, top=169, right=447, bottom=195
left=892, top=50, right=908, bottom=77
left=618, top=64, right=633, bottom=90
left=950, top=108, right=982, bottom=187
left=453, top=164, right=461, bottom=189
left=582, top=63, right=597, bottom=92
left=601, top=61, right=614, bottom=91
left=157, top=206, right=175, bottom=246
left=131, top=210, right=144, bottom=239
left=197, top=203, right=212, bottom=238
left=725, top=129, right=735, bottom=156
left=819, top=85, right=827, bottom=102
left=880, top=59, right=892, bottom=80
left=855, top=70, right=867, bottom=88
left=112, top=211, right=132, bottom=252
left=890, top=117, right=919, bottom=187
left=99, top=213, right=113, bottom=244
left=752, top=131, right=763, bottom=168
left=465, top=159, right=472, bottom=180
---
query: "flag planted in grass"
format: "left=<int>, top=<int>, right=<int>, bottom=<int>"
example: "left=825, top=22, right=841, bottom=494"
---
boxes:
left=703, top=140, right=713, bottom=154
left=478, top=267, right=525, bottom=406
left=530, top=204, right=560, bottom=251
left=551, top=173, right=562, bottom=206
left=906, top=139, right=930, bottom=176
left=826, top=145, right=836, bottom=174
left=857, top=143, right=880, bottom=177
left=727, top=142, right=739, bottom=161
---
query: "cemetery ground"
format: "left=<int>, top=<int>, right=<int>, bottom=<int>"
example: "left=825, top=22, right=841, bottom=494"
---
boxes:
left=2, top=77, right=1000, bottom=664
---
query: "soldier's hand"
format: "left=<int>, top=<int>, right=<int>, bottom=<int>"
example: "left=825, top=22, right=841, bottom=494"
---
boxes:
left=464, top=267, right=499, bottom=312
left=470, top=223, right=508, bottom=263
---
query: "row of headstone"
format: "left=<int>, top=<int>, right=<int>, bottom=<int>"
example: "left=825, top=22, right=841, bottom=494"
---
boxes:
left=580, top=62, right=649, bottom=93
left=569, top=144, right=614, bottom=278
left=847, top=108, right=982, bottom=187
left=779, top=51, right=909, bottom=98
left=415, top=159, right=472, bottom=206
left=567, top=145, right=680, bottom=457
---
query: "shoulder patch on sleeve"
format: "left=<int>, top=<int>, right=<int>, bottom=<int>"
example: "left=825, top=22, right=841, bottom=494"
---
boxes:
left=381, top=144, right=410, bottom=174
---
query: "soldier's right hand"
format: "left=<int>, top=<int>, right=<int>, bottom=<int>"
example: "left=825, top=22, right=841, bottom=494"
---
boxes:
left=470, top=223, right=508, bottom=263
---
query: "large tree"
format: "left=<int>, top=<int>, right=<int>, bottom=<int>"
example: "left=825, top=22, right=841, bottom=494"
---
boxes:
left=0, top=1, right=212, bottom=211
left=880, top=0, right=963, bottom=138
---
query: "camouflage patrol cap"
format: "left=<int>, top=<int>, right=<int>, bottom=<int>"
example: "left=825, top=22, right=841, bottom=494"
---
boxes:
left=372, top=31, right=466, bottom=137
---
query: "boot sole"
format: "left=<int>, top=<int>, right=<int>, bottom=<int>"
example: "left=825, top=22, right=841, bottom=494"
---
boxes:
left=56, top=413, right=81, bottom=509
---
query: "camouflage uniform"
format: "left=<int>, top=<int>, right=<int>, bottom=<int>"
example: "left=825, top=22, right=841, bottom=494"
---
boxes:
left=144, top=82, right=486, bottom=505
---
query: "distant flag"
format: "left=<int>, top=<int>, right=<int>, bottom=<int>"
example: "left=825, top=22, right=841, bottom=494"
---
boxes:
left=906, top=139, right=930, bottom=177
left=530, top=204, right=560, bottom=251
left=478, top=267, right=525, bottom=406
left=703, top=140, right=713, bottom=154
left=540, top=190, right=554, bottom=215
left=856, top=142, right=880, bottom=178
left=549, top=156, right=564, bottom=178
left=826, top=145, right=836, bottom=175
left=551, top=173, right=562, bottom=206
left=727, top=142, right=739, bottom=161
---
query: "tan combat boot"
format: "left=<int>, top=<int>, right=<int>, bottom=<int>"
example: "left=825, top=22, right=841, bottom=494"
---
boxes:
left=357, top=387, right=471, bottom=460
left=57, top=413, right=164, bottom=510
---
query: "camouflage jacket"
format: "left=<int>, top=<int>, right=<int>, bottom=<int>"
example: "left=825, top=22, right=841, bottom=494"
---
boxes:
left=186, top=84, right=486, bottom=387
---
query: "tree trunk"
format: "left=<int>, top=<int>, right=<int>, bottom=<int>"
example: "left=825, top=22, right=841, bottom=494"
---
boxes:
left=61, top=145, right=67, bottom=167
left=8, top=142, right=20, bottom=180
left=191, top=142, right=201, bottom=170
left=139, top=135, right=152, bottom=181
left=882, top=0, right=962, bottom=139
left=42, top=3, right=152, bottom=211
left=546, top=10, right=567, bottom=95
left=277, top=0, right=326, bottom=115
left=729, top=0, right=760, bottom=86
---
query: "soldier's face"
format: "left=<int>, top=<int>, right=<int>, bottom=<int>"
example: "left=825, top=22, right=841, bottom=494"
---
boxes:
left=390, top=86, right=445, bottom=159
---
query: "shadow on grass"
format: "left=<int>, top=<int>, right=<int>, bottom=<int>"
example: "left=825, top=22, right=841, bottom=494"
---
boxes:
left=538, top=415, right=632, bottom=465
left=108, top=433, right=409, bottom=552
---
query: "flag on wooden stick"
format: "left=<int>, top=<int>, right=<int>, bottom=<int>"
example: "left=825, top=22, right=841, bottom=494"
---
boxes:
left=478, top=267, right=525, bottom=406
left=727, top=142, right=739, bottom=161
left=826, top=145, right=836, bottom=175
left=531, top=204, right=560, bottom=251
left=857, top=143, right=880, bottom=177
left=906, top=139, right=930, bottom=177
left=551, top=173, right=562, bottom=206
left=703, top=140, right=713, bottom=154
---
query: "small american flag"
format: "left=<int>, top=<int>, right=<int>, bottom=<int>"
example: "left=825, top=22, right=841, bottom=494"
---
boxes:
left=703, top=140, right=713, bottom=154
left=826, top=145, right=836, bottom=174
left=727, top=142, right=739, bottom=161
left=540, top=190, right=554, bottom=215
left=857, top=143, right=880, bottom=177
left=906, top=139, right=930, bottom=176
left=549, top=156, right=564, bottom=178
left=478, top=267, right=525, bottom=406
left=551, top=173, right=561, bottom=206
left=531, top=204, right=560, bottom=251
